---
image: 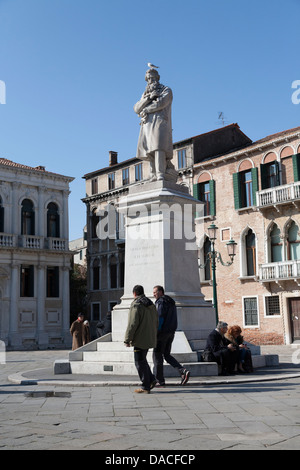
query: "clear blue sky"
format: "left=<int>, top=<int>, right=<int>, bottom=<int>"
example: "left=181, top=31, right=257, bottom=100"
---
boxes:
left=0, top=0, right=299, bottom=240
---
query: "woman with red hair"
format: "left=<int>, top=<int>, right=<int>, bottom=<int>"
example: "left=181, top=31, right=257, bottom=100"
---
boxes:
left=225, top=325, right=253, bottom=373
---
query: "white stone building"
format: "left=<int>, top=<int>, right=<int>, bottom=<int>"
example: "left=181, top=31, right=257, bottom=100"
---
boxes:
left=0, top=158, right=74, bottom=350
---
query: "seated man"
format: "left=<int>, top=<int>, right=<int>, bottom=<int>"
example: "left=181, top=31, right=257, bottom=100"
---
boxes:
left=203, top=321, right=238, bottom=375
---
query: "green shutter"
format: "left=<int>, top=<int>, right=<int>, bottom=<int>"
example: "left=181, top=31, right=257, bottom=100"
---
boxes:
left=260, top=163, right=268, bottom=190
left=233, top=172, right=242, bottom=209
left=209, top=179, right=216, bottom=216
left=251, top=167, right=258, bottom=206
left=293, top=154, right=300, bottom=182
left=275, top=160, right=280, bottom=186
left=193, top=183, right=200, bottom=200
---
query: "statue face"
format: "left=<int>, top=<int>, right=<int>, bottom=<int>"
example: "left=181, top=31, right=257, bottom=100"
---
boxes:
left=145, top=70, right=159, bottom=84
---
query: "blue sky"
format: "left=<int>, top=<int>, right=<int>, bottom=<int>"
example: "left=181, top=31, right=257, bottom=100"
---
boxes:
left=0, top=0, right=299, bottom=240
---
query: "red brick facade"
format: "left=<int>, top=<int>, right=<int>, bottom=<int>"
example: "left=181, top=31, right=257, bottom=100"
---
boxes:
left=194, top=126, right=300, bottom=345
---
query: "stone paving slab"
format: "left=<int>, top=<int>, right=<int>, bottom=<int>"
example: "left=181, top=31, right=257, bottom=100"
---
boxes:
left=1, top=349, right=300, bottom=451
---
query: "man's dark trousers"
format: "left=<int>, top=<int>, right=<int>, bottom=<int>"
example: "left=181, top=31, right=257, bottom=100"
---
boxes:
left=153, top=332, right=182, bottom=384
left=134, top=348, right=156, bottom=391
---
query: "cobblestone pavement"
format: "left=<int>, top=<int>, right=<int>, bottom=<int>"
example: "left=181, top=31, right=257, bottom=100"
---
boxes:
left=1, top=348, right=300, bottom=450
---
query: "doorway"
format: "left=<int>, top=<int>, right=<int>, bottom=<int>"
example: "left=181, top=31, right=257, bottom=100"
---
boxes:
left=289, top=298, right=300, bottom=341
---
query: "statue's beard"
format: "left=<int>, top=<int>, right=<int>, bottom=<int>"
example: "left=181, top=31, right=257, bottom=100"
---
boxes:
left=145, top=81, right=163, bottom=96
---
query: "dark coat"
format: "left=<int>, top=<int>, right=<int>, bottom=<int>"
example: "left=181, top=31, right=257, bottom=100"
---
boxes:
left=155, top=295, right=177, bottom=333
left=205, top=329, right=229, bottom=353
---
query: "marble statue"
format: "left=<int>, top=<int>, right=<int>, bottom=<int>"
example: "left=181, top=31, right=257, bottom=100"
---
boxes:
left=134, top=66, right=177, bottom=181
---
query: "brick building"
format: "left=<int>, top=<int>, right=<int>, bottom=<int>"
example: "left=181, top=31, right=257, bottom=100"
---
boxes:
left=193, top=125, right=300, bottom=344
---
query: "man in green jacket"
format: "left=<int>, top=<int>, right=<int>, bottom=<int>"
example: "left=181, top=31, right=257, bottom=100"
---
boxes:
left=124, top=285, right=158, bottom=393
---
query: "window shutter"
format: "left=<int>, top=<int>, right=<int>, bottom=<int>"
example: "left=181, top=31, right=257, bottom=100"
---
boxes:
left=293, top=153, right=300, bottom=182
left=260, top=163, right=268, bottom=190
left=251, top=167, right=258, bottom=205
left=209, top=179, right=216, bottom=216
left=233, top=172, right=242, bottom=209
left=275, top=160, right=280, bottom=186
left=193, top=183, right=200, bottom=200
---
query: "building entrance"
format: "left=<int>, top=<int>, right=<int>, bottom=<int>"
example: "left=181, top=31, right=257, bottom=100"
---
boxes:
left=289, top=298, right=300, bottom=341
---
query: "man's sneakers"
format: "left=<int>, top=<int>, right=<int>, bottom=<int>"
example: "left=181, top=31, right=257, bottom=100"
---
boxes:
left=180, top=369, right=190, bottom=385
left=134, top=388, right=150, bottom=394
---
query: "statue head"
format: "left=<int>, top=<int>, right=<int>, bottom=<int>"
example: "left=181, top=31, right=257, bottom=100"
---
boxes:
left=145, top=68, right=160, bottom=83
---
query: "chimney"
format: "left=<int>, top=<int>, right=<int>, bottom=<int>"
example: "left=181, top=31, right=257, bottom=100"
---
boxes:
left=109, top=151, right=118, bottom=166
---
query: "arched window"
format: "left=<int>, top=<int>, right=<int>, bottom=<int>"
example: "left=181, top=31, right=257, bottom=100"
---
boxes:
left=47, top=202, right=60, bottom=238
left=288, top=221, right=300, bottom=261
left=21, top=199, right=35, bottom=235
left=0, top=196, right=4, bottom=232
left=270, top=224, right=282, bottom=262
left=245, top=229, right=256, bottom=275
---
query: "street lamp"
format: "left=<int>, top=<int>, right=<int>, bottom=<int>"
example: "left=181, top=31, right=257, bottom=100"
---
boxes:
left=200, top=223, right=237, bottom=323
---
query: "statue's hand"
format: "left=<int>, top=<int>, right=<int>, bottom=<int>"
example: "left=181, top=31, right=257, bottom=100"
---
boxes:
left=150, top=90, right=159, bottom=100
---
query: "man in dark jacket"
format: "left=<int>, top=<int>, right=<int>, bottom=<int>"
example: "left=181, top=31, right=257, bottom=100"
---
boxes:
left=124, top=285, right=158, bottom=394
left=152, top=285, right=190, bottom=386
left=204, top=321, right=238, bottom=375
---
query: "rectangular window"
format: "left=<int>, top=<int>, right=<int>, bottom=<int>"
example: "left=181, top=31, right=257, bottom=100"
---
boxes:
left=20, top=265, right=34, bottom=297
left=261, top=161, right=280, bottom=189
left=93, top=266, right=100, bottom=290
left=241, top=170, right=253, bottom=207
left=265, top=296, right=280, bottom=316
left=243, top=297, right=259, bottom=326
left=135, top=163, right=143, bottom=181
left=47, top=267, right=59, bottom=297
left=91, top=178, right=98, bottom=195
left=178, top=149, right=186, bottom=169
left=233, top=168, right=258, bottom=209
left=199, top=182, right=211, bottom=216
left=122, top=168, right=130, bottom=186
left=91, top=303, right=100, bottom=321
left=193, top=180, right=216, bottom=217
left=108, top=173, right=115, bottom=190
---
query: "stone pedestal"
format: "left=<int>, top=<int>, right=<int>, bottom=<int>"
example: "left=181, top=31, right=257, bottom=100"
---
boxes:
left=112, top=180, right=215, bottom=349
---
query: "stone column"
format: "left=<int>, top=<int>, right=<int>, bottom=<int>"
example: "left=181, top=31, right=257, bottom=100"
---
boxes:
left=8, top=262, right=20, bottom=347
left=36, top=264, right=47, bottom=347
left=62, top=265, right=71, bottom=347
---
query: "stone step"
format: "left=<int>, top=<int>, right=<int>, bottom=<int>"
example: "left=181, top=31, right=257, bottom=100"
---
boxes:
left=189, top=339, right=206, bottom=350
left=83, top=350, right=198, bottom=364
left=69, top=361, right=218, bottom=377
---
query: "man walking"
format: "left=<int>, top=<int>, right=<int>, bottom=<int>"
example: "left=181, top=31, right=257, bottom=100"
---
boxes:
left=124, top=285, right=158, bottom=394
left=152, top=285, right=190, bottom=386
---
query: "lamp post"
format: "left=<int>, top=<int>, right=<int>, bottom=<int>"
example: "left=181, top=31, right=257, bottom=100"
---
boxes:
left=200, top=223, right=237, bottom=323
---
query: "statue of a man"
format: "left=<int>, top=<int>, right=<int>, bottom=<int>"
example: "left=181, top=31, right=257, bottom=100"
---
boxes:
left=134, top=67, right=176, bottom=181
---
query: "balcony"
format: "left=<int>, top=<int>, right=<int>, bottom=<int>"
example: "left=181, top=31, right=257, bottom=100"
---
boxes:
left=256, top=181, right=300, bottom=210
left=0, top=233, right=16, bottom=247
left=0, top=234, right=69, bottom=251
left=259, top=260, right=300, bottom=283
